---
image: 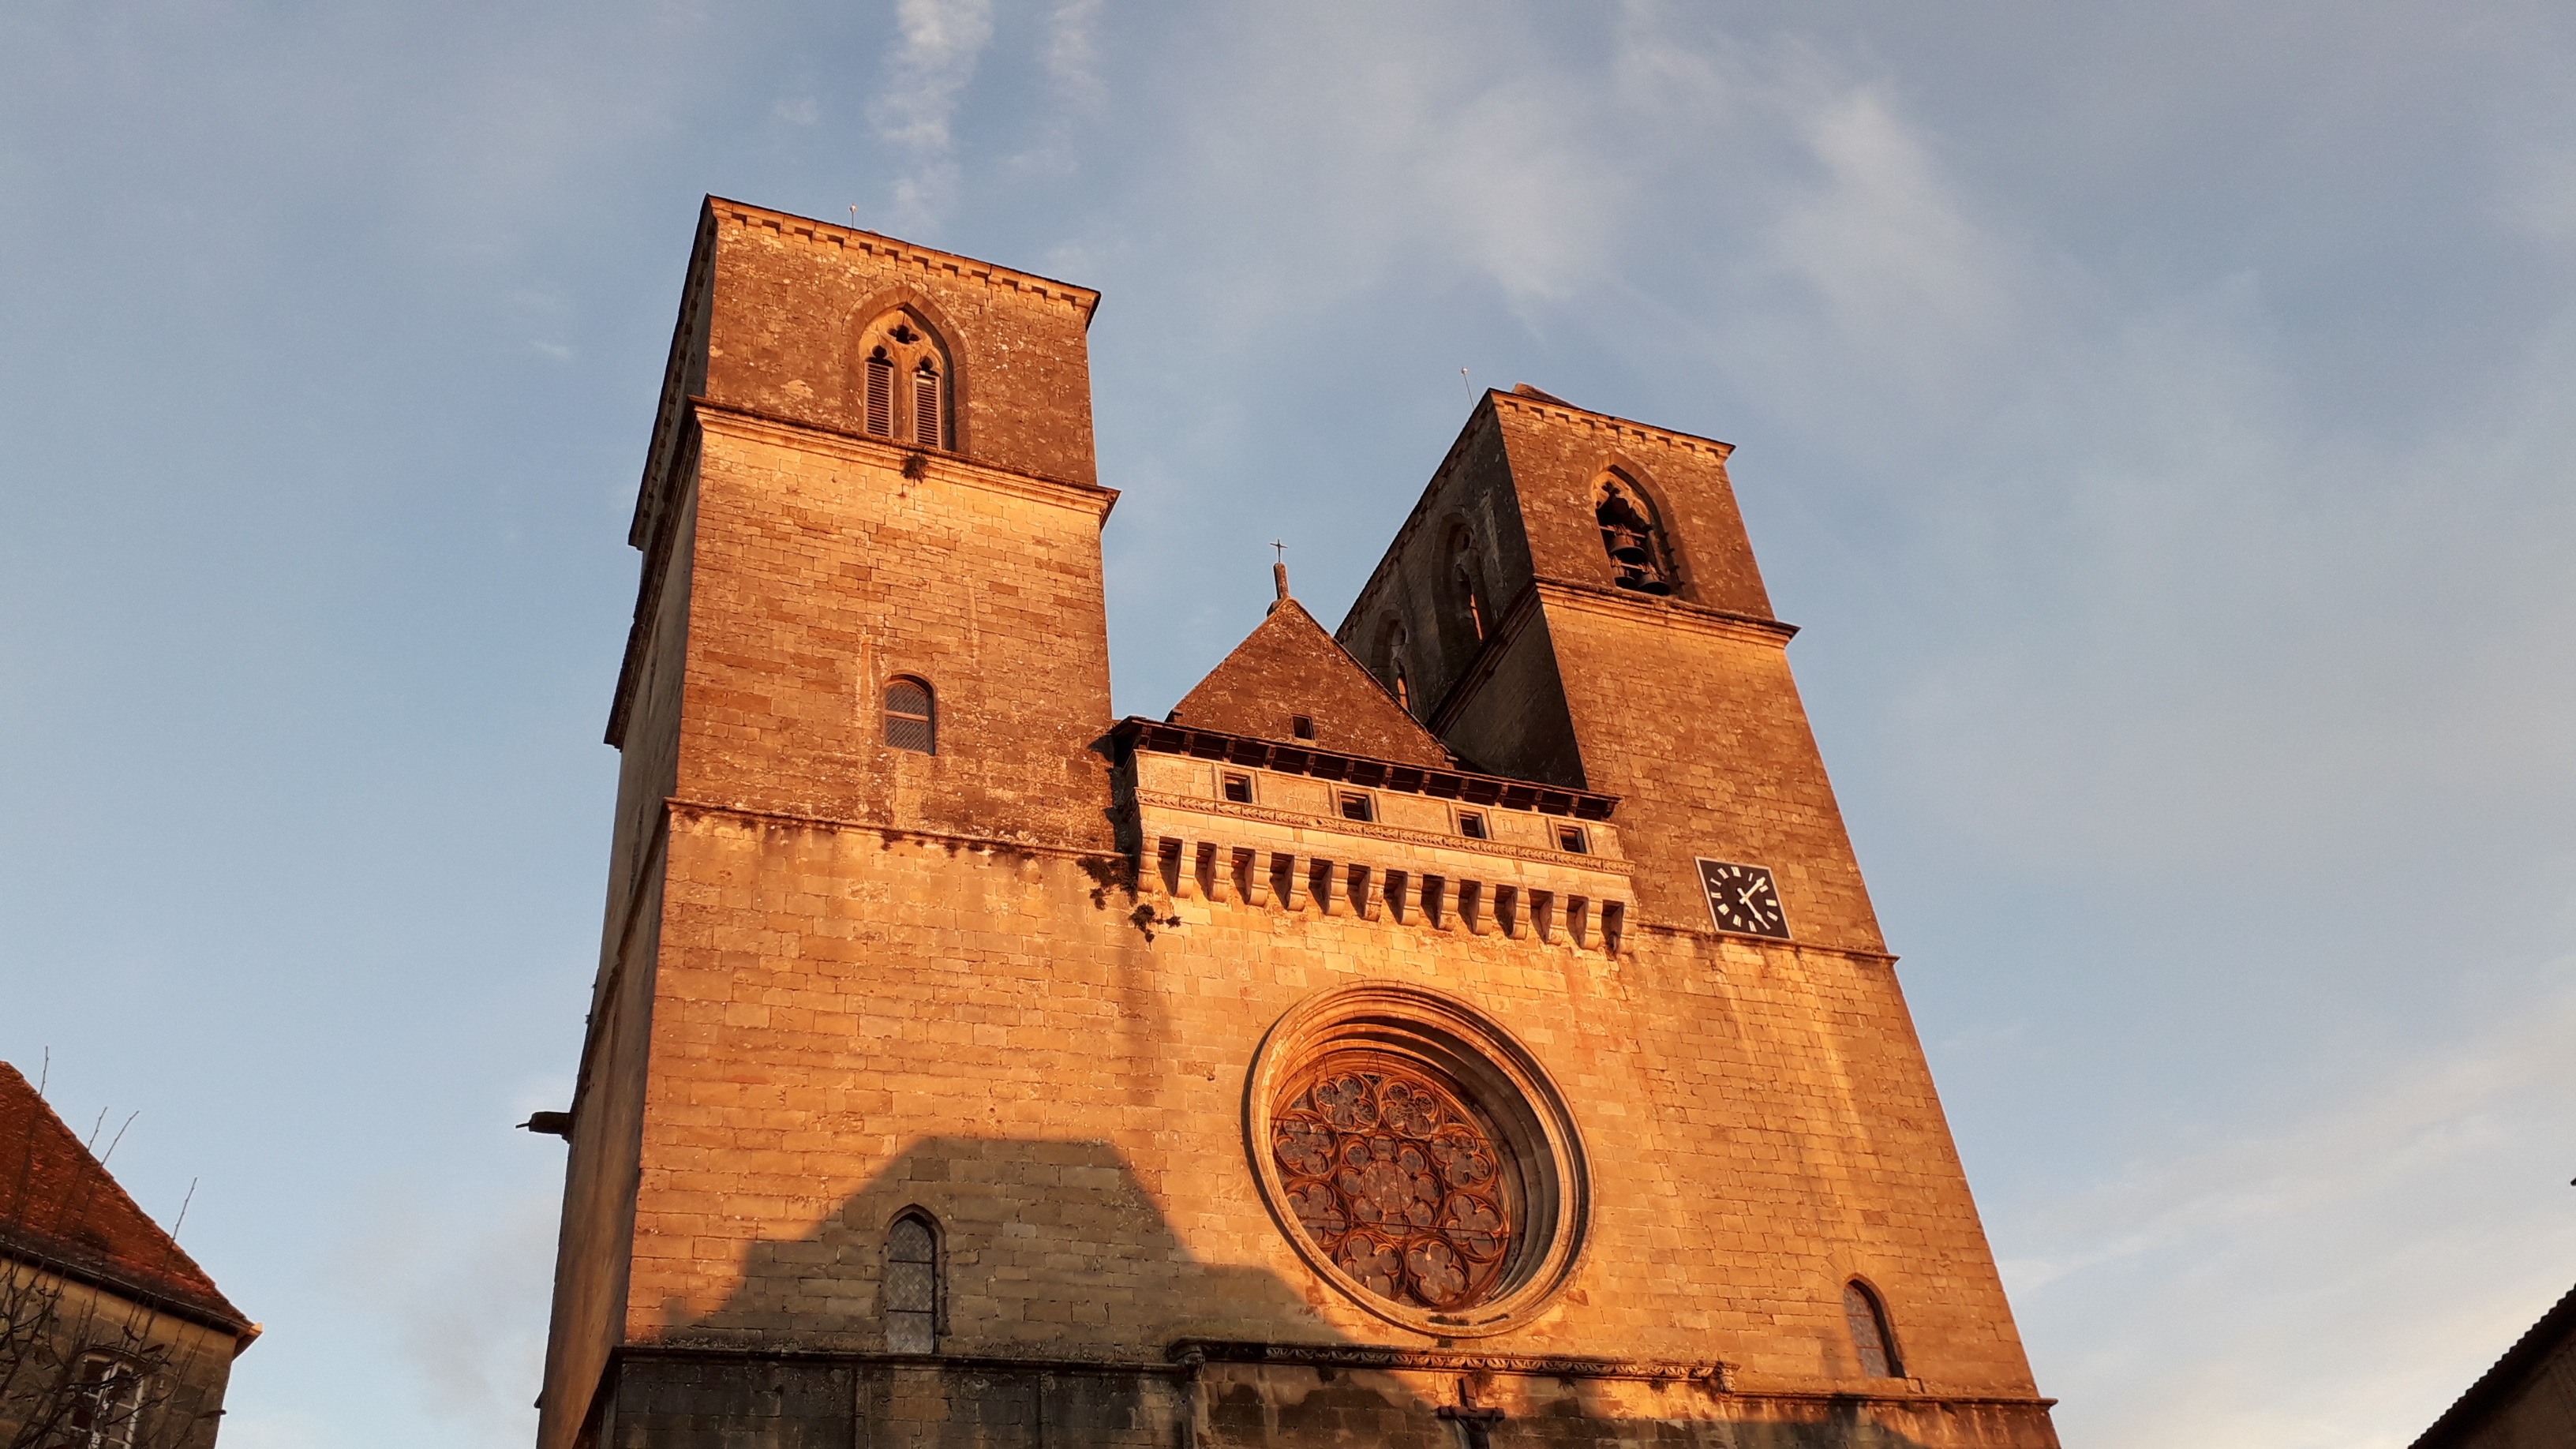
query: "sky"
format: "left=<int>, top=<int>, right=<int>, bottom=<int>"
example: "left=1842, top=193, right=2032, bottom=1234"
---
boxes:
left=3, top=2, right=2574, bottom=1445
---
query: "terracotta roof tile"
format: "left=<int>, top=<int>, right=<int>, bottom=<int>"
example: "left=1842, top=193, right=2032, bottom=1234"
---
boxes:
left=0, top=1061, right=250, bottom=1335
left=1166, top=598, right=1454, bottom=769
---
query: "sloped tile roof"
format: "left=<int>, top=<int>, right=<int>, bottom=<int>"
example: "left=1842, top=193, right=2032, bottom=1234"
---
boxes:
left=1166, top=597, right=1454, bottom=769
left=0, top=1061, right=251, bottom=1335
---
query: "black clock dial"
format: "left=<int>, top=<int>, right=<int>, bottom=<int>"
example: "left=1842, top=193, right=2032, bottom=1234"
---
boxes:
left=1695, top=859, right=1790, bottom=939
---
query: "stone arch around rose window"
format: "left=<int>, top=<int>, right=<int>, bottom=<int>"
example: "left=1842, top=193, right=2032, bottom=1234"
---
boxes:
left=1245, top=982, right=1589, bottom=1338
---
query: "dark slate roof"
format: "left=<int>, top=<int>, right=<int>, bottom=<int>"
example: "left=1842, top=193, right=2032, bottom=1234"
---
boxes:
left=0, top=1061, right=252, bottom=1335
left=2411, top=1278, right=2576, bottom=1449
left=1166, top=597, right=1455, bottom=769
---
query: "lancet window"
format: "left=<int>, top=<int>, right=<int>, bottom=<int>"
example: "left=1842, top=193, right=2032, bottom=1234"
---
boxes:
left=886, top=1211, right=941, bottom=1354
left=860, top=312, right=952, bottom=449
left=1844, top=1279, right=1903, bottom=1378
left=1596, top=477, right=1674, bottom=596
left=885, top=676, right=936, bottom=754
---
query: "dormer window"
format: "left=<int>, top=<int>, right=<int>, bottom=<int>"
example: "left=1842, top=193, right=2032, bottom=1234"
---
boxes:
left=860, top=310, right=951, bottom=448
left=1597, top=478, right=1674, bottom=596
left=1291, top=715, right=1315, bottom=740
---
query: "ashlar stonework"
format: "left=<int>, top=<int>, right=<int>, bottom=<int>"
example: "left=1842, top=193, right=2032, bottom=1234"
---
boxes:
left=532, top=196, right=2060, bottom=1449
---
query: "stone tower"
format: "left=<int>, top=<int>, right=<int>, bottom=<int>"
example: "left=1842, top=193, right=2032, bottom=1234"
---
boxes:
left=532, top=197, right=2059, bottom=1449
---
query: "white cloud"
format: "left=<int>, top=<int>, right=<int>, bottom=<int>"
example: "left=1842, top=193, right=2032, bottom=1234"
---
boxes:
left=869, top=0, right=998, bottom=233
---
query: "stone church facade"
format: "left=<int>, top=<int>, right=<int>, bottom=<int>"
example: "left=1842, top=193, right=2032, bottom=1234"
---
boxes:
left=532, top=196, right=2059, bottom=1449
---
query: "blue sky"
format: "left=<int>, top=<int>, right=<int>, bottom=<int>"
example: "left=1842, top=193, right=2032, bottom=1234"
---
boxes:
left=5, top=3, right=2574, bottom=1445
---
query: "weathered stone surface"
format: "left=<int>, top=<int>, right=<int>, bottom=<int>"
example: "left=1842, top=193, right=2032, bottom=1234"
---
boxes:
left=535, top=198, right=2057, bottom=1449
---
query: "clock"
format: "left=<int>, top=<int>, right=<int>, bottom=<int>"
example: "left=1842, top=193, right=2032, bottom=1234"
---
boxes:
left=1696, top=859, right=1790, bottom=939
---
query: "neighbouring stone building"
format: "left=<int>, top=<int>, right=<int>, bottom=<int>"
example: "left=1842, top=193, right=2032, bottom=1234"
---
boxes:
left=530, top=196, right=2060, bottom=1448
left=0, top=1063, right=256, bottom=1449
left=2410, top=1282, right=2576, bottom=1449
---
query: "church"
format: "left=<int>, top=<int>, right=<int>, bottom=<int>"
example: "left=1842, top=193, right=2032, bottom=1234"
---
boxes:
left=529, top=196, right=2060, bottom=1449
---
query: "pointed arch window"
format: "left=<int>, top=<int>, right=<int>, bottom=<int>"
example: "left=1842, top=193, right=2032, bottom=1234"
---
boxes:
left=1449, top=530, right=1489, bottom=644
left=859, top=312, right=953, bottom=449
left=886, top=1211, right=941, bottom=1354
left=885, top=676, right=935, bottom=754
left=1844, top=1279, right=1903, bottom=1378
left=1597, top=477, right=1674, bottom=596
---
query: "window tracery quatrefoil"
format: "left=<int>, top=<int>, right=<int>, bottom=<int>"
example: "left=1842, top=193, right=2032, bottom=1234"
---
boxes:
left=1271, top=1061, right=1513, bottom=1311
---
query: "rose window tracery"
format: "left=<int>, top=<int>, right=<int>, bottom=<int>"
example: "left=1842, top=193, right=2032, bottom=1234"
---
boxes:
left=1271, top=1061, right=1513, bottom=1311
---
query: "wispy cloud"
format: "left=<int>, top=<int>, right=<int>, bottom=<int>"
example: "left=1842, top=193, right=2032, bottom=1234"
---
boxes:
left=869, top=0, right=998, bottom=233
left=2005, top=968, right=2576, bottom=1447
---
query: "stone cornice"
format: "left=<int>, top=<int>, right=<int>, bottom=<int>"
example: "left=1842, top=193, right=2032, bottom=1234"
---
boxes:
left=1487, top=388, right=1735, bottom=459
left=1167, top=1338, right=1727, bottom=1385
left=688, top=399, right=1120, bottom=522
left=1133, top=790, right=1631, bottom=878
left=666, top=799, right=1123, bottom=866
left=708, top=197, right=1101, bottom=320
left=1531, top=578, right=1798, bottom=644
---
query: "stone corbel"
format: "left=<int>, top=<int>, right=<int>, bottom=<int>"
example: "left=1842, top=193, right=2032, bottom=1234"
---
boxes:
left=1271, top=852, right=1309, bottom=912
left=1309, top=858, right=1341, bottom=916
left=1348, top=864, right=1377, bottom=922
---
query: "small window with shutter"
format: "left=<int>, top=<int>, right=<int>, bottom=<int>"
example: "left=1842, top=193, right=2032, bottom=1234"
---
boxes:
left=886, top=1212, right=940, bottom=1354
left=1222, top=773, right=1254, bottom=803
left=885, top=676, right=936, bottom=754
left=914, top=358, right=944, bottom=448
left=1844, top=1279, right=1902, bottom=1378
left=865, top=349, right=896, bottom=437
left=1555, top=824, right=1588, bottom=854
left=1456, top=811, right=1488, bottom=840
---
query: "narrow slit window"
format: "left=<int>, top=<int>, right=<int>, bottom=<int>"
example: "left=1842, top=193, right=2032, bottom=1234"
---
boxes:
left=1222, top=773, right=1253, bottom=803
left=886, top=1213, right=940, bottom=1354
left=885, top=677, right=935, bottom=754
left=1339, top=792, right=1374, bottom=823
left=1457, top=811, right=1488, bottom=840
left=1291, top=715, right=1315, bottom=740
left=1556, top=824, right=1588, bottom=854
left=913, top=359, right=943, bottom=447
left=1393, top=669, right=1410, bottom=711
left=1844, top=1280, right=1902, bottom=1378
left=865, top=350, right=896, bottom=437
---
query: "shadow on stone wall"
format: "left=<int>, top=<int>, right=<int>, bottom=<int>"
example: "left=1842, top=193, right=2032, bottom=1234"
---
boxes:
left=612, top=1136, right=2050, bottom=1449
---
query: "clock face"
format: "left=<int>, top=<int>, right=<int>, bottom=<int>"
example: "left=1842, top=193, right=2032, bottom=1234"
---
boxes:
left=1696, top=859, right=1790, bottom=939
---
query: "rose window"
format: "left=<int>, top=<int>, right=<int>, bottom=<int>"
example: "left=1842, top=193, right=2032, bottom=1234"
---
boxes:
left=1271, top=1062, right=1513, bottom=1311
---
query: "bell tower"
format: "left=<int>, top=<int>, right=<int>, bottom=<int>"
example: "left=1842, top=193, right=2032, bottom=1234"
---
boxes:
left=535, top=209, right=2057, bottom=1449
left=1336, top=383, right=1882, bottom=949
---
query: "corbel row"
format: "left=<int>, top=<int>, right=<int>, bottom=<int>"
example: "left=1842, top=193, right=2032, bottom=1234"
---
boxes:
left=1151, top=837, right=1627, bottom=954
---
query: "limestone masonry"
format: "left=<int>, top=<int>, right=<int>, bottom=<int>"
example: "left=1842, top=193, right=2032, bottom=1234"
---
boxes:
left=533, top=196, right=2060, bottom=1449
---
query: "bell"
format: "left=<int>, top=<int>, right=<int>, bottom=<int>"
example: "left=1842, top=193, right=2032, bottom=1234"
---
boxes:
left=1638, top=578, right=1673, bottom=597
left=1611, top=544, right=1651, bottom=566
left=1614, top=575, right=1645, bottom=591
